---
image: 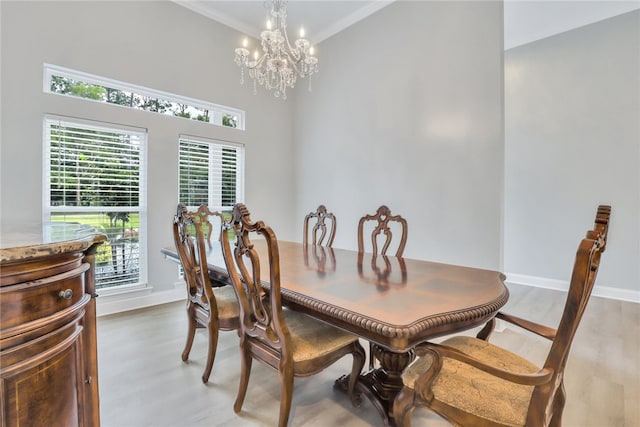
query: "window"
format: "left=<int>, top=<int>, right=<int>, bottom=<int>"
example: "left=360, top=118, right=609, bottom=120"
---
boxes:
left=44, top=64, right=245, bottom=130
left=178, top=136, right=244, bottom=212
left=44, top=117, right=147, bottom=290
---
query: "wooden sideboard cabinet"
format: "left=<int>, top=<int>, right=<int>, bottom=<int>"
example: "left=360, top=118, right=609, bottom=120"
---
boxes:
left=0, top=224, right=106, bottom=427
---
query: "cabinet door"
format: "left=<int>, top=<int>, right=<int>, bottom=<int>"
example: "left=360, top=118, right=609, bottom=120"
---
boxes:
left=0, top=323, right=86, bottom=427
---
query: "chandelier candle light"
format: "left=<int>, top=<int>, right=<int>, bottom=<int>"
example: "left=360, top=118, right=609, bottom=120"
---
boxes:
left=234, top=0, right=318, bottom=100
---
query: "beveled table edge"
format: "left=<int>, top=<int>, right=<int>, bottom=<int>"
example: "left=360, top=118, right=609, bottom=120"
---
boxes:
left=282, top=286, right=509, bottom=345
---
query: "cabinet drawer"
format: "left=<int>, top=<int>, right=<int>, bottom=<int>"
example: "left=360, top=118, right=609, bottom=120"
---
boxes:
left=0, top=253, right=84, bottom=286
left=0, top=263, right=90, bottom=330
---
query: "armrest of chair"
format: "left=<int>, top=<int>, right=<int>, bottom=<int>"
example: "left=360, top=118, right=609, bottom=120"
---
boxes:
left=495, top=312, right=557, bottom=341
left=413, top=342, right=554, bottom=391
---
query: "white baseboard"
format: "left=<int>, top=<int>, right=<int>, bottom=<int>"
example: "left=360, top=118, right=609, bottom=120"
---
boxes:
left=505, top=273, right=640, bottom=304
left=96, top=281, right=186, bottom=317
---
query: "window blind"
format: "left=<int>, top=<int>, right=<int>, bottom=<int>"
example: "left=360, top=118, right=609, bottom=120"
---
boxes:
left=44, top=117, right=147, bottom=289
left=178, top=136, right=244, bottom=211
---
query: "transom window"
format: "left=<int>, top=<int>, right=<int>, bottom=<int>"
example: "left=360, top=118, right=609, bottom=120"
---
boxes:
left=44, top=64, right=245, bottom=130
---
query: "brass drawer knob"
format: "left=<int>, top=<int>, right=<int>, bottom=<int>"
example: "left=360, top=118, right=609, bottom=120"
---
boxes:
left=58, top=289, right=73, bottom=300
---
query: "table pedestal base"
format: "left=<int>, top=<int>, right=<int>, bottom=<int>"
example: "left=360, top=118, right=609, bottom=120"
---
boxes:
left=335, top=344, right=415, bottom=426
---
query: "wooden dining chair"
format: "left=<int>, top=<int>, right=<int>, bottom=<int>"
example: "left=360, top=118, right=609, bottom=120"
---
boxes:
left=357, top=205, right=407, bottom=257
left=172, top=203, right=240, bottom=384
left=221, top=203, right=366, bottom=427
left=358, top=204, right=408, bottom=369
left=393, top=206, right=611, bottom=427
left=303, top=204, right=337, bottom=247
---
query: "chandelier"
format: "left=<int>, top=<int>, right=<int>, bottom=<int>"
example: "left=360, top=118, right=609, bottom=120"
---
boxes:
left=234, top=0, right=318, bottom=100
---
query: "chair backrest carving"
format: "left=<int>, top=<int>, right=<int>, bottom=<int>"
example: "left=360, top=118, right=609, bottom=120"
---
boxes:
left=192, top=204, right=224, bottom=249
left=221, top=203, right=290, bottom=356
left=173, top=203, right=224, bottom=309
left=303, top=205, right=337, bottom=247
left=357, top=205, right=408, bottom=257
left=591, top=204, right=611, bottom=251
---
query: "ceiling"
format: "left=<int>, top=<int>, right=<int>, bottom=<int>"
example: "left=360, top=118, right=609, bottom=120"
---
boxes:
left=174, top=0, right=640, bottom=49
left=174, top=1, right=393, bottom=45
left=503, top=1, right=640, bottom=49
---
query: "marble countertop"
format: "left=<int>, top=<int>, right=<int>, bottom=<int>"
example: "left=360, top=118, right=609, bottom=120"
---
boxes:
left=0, top=223, right=107, bottom=262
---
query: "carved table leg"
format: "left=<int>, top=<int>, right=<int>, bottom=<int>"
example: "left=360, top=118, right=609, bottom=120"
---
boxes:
left=335, top=344, right=415, bottom=426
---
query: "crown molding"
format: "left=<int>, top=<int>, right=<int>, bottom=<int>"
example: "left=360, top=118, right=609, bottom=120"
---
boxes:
left=173, top=0, right=261, bottom=39
left=312, top=1, right=395, bottom=44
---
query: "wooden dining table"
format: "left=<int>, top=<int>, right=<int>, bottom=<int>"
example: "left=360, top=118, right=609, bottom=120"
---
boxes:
left=162, top=240, right=508, bottom=426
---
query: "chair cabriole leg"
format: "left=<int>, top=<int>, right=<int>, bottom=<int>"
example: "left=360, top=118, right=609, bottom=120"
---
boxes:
left=278, top=367, right=295, bottom=427
left=201, top=319, right=219, bottom=383
left=234, top=343, right=252, bottom=413
left=182, top=302, right=196, bottom=361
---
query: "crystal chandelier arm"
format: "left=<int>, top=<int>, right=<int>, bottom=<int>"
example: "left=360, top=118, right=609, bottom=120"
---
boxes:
left=281, top=21, right=303, bottom=63
left=248, top=52, right=268, bottom=70
left=281, top=23, right=316, bottom=79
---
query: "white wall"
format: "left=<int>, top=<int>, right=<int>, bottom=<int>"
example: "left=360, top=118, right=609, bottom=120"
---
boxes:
left=0, top=1, right=296, bottom=307
left=3, top=0, right=634, bottom=312
left=293, top=1, right=505, bottom=270
left=504, top=10, right=640, bottom=297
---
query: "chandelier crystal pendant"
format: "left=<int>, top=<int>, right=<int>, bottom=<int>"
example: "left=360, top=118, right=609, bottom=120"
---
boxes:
left=234, top=0, right=318, bottom=100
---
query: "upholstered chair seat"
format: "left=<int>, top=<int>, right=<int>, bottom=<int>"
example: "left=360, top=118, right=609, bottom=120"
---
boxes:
left=283, top=308, right=360, bottom=364
left=402, top=335, right=539, bottom=426
left=211, top=285, right=240, bottom=319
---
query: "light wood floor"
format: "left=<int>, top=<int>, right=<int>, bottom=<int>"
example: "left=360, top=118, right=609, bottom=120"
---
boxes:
left=97, top=283, right=639, bottom=426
